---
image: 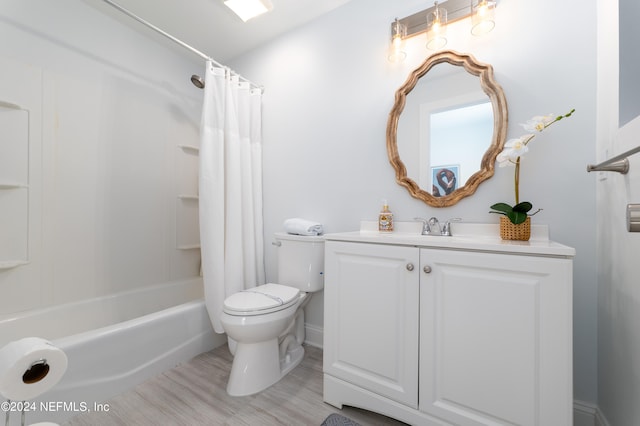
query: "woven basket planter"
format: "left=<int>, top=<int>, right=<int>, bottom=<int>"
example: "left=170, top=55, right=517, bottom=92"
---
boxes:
left=499, top=216, right=531, bottom=241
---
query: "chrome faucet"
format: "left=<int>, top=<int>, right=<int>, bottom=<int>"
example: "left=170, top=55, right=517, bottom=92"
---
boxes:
left=428, top=217, right=441, bottom=235
left=414, top=217, right=461, bottom=236
left=442, top=217, right=462, bottom=236
left=414, top=217, right=439, bottom=235
left=414, top=217, right=428, bottom=235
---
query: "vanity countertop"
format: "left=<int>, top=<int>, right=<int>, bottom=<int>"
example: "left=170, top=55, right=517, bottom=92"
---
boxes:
left=324, top=221, right=575, bottom=258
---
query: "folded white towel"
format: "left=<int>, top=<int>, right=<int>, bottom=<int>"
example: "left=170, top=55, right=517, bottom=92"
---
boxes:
left=283, top=218, right=324, bottom=236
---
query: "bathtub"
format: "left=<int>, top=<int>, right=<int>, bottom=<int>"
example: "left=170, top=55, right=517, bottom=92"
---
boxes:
left=0, top=277, right=226, bottom=425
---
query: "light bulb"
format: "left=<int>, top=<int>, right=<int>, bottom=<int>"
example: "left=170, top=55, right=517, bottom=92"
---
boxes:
left=392, top=35, right=402, bottom=49
left=426, top=2, right=447, bottom=50
left=471, top=0, right=496, bottom=36
left=477, top=0, right=488, bottom=17
left=388, top=18, right=407, bottom=62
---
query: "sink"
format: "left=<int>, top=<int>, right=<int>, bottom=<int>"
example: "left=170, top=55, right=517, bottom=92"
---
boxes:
left=324, top=221, right=573, bottom=259
left=359, top=220, right=549, bottom=241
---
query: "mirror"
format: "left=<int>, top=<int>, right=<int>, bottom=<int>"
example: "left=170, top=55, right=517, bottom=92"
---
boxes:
left=387, top=50, right=508, bottom=207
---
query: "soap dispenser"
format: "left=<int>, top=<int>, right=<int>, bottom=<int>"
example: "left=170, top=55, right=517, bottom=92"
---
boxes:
left=378, top=200, right=394, bottom=232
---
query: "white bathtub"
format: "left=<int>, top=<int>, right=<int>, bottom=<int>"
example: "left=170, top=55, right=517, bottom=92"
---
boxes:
left=0, top=277, right=225, bottom=425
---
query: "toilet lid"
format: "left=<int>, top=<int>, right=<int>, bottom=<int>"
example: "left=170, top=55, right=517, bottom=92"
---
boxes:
left=223, top=283, right=300, bottom=315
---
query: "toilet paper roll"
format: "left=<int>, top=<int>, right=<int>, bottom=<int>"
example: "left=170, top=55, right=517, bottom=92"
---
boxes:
left=0, top=337, right=67, bottom=401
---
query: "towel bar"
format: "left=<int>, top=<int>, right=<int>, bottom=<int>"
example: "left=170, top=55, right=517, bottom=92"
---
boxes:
left=587, top=144, right=640, bottom=174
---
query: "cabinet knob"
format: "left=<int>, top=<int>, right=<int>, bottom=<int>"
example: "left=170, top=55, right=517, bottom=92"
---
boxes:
left=423, top=265, right=432, bottom=274
left=406, top=263, right=415, bottom=271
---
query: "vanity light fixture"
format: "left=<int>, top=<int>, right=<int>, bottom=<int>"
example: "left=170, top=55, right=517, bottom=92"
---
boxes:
left=471, top=0, right=496, bottom=35
left=388, top=18, right=408, bottom=63
left=388, top=0, right=497, bottom=60
left=224, top=0, right=273, bottom=22
left=426, top=1, right=448, bottom=50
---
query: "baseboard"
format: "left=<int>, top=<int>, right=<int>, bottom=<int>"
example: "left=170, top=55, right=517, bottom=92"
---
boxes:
left=573, top=400, right=611, bottom=426
left=304, top=323, right=323, bottom=349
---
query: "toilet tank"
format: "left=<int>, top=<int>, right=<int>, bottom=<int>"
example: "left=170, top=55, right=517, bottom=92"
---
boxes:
left=274, top=232, right=324, bottom=292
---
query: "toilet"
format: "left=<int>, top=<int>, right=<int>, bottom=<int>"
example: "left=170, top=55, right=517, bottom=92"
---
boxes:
left=220, top=232, right=324, bottom=396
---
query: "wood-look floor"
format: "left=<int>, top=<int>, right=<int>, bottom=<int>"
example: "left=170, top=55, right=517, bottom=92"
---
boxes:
left=65, top=344, right=408, bottom=426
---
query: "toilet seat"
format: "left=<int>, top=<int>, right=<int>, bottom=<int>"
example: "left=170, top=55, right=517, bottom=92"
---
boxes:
left=223, top=283, right=300, bottom=316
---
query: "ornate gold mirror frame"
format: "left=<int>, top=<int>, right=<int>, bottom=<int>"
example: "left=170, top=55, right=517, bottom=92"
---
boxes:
left=386, top=50, right=508, bottom=207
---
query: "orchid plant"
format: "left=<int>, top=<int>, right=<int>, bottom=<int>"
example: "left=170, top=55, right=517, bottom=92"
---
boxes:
left=490, top=109, right=575, bottom=224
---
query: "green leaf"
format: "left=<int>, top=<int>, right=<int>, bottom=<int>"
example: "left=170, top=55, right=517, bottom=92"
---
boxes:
left=507, top=210, right=528, bottom=224
left=490, top=203, right=513, bottom=214
left=513, top=201, right=533, bottom=213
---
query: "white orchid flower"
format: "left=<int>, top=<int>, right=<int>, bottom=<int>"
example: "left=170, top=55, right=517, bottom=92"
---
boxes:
left=496, top=135, right=531, bottom=166
left=521, top=114, right=555, bottom=133
left=491, top=108, right=574, bottom=224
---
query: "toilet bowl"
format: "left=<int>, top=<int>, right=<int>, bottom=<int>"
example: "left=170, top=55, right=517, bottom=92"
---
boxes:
left=220, top=233, right=324, bottom=396
left=221, top=284, right=308, bottom=396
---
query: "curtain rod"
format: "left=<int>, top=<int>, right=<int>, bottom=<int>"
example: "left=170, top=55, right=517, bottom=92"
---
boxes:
left=100, top=0, right=263, bottom=91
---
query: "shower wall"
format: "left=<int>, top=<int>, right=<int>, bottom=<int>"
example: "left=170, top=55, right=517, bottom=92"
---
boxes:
left=0, top=0, right=203, bottom=315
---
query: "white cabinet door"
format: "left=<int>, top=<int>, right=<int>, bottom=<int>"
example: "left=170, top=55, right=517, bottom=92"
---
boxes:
left=419, top=248, right=573, bottom=426
left=324, top=241, right=420, bottom=408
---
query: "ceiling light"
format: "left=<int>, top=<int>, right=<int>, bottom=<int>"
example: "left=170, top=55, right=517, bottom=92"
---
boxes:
left=224, top=0, right=273, bottom=22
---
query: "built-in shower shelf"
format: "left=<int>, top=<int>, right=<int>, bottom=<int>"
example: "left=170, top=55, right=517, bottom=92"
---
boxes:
left=177, top=244, right=201, bottom=250
left=178, top=144, right=200, bottom=154
left=0, top=183, right=27, bottom=190
left=1, top=98, right=30, bottom=273
left=0, top=260, right=29, bottom=270
left=176, top=137, right=200, bottom=254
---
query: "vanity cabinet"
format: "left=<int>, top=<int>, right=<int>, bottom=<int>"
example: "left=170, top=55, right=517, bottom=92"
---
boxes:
left=323, top=242, right=420, bottom=408
left=323, top=234, right=573, bottom=426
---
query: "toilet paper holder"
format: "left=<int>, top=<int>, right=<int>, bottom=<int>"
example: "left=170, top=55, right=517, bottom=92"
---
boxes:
left=0, top=337, right=68, bottom=426
left=4, top=359, right=51, bottom=426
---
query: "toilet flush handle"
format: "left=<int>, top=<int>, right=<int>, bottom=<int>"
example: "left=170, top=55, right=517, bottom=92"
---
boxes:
left=272, top=241, right=282, bottom=247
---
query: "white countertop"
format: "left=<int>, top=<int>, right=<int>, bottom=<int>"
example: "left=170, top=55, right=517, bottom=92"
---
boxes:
left=323, top=221, right=575, bottom=258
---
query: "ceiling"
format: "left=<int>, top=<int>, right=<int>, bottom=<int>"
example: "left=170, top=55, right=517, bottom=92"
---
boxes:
left=87, top=0, right=354, bottom=64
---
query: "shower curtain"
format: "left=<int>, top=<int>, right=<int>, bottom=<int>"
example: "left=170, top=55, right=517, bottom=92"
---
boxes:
left=199, top=61, right=265, bottom=333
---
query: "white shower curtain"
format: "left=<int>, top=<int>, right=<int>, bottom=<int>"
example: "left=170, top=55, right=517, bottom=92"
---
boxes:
left=199, top=61, right=265, bottom=333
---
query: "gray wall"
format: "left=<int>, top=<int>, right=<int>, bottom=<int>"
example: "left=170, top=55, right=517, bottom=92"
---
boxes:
left=232, top=0, right=598, bottom=404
